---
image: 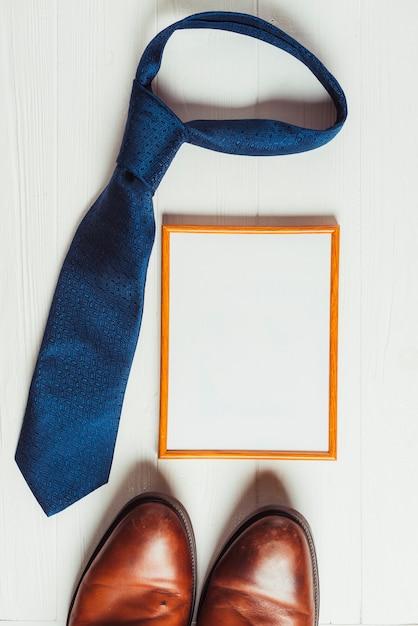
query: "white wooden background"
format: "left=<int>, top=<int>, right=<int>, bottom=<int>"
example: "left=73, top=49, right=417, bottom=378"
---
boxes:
left=1, top=1, right=417, bottom=624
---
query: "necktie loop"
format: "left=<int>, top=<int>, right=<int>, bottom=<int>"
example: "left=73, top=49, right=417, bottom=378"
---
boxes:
left=135, top=11, right=347, bottom=159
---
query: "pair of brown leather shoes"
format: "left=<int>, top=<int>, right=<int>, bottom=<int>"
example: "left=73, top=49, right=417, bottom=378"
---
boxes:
left=67, top=492, right=318, bottom=626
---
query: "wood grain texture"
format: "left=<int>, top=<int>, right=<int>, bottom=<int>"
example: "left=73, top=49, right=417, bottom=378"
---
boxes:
left=0, top=0, right=58, bottom=620
left=1, top=0, right=417, bottom=624
left=360, top=2, right=418, bottom=623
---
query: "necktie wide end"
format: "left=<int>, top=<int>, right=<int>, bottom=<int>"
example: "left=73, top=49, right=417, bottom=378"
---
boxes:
left=15, top=448, right=110, bottom=517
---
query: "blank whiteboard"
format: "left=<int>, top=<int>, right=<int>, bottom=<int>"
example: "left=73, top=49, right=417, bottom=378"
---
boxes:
left=159, top=223, right=339, bottom=459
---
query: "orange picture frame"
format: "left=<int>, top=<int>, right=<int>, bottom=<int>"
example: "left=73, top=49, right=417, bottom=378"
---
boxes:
left=159, top=221, right=339, bottom=460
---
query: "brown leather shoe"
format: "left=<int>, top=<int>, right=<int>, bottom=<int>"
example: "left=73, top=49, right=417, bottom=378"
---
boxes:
left=67, top=492, right=196, bottom=625
left=196, top=506, right=319, bottom=626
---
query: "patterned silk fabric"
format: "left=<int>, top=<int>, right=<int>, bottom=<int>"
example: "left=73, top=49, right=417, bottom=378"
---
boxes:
left=15, top=12, right=347, bottom=516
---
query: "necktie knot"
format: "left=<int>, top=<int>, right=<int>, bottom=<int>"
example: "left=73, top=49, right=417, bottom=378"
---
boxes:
left=117, top=81, right=186, bottom=194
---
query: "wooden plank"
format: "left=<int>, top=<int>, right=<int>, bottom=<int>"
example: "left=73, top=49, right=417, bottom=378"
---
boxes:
left=0, top=0, right=58, bottom=620
left=360, top=2, right=418, bottom=623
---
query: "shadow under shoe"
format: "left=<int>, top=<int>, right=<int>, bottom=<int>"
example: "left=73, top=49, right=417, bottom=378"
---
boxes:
left=196, top=505, right=318, bottom=626
left=67, top=492, right=196, bottom=626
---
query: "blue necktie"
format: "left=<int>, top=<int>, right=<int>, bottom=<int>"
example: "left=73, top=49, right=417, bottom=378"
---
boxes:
left=15, top=11, right=347, bottom=516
